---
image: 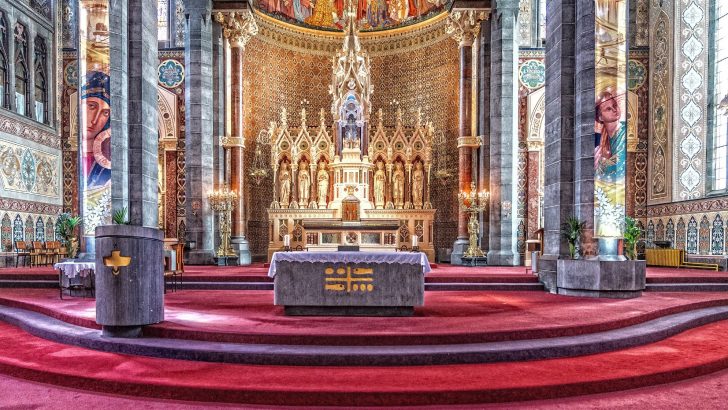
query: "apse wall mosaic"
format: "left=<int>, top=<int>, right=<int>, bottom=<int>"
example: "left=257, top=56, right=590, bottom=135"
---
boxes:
left=0, top=211, right=59, bottom=254
left=253, top=0, right=449, bottom=31
left=242, top=26, right=459, bottom=256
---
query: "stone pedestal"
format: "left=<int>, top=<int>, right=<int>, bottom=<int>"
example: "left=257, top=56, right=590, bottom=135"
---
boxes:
left=232, top=236, right=251, bottom=265
left=450, top=238, right=470, bottom=265
left=95, top=225, right=164, bottom=337
left=556, top=259, right=646, bottom=299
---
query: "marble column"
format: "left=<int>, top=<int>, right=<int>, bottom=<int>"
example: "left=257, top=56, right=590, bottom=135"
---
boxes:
left=184, top=0, right=215, bottom=264
left=216, top=10, right=258, bottom=265
left=487, top=0, right=520, bottom=266
left=478, top=18, right=492, bottom=254
left=97, top=0, right=163, bottom=338
left=446, top=8, right=488, bottom=265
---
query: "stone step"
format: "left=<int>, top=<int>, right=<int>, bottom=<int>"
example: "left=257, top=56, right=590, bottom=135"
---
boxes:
left=646, top=283, right=728, bottom=292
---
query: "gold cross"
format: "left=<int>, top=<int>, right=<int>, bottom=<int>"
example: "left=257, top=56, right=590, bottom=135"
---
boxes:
left=103, top=250, right=131, bottom=276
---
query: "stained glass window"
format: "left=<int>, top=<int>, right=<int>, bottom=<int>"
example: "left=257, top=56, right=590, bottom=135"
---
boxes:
left=34, top=36, right=47, bottom=124
left=713, top=1, right=728, bottom=191
left=0, top=11, right=7, bottom=109
left=158, top=0, right=169, bottom=42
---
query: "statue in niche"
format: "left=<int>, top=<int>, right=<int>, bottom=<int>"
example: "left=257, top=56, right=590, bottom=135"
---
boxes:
left=317, top=161, right=329, bottom=207
left=374, top=161, right=386, bottom=209
left=392, top=162, right=405, bottom=209
left=412, top=161, right=424, bottom=208
left=298, top=160, right=311, bottom=205
left=279, top=162, right=291, bottom=207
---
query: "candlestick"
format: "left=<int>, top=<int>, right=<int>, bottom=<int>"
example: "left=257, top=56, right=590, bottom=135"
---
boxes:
left=412, top=236, right=418, bottom=248
left=284, top=234, right=291, bottom=248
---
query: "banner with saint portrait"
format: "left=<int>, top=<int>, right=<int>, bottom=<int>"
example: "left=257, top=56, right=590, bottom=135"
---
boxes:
left=78, top=0, right=111, bottom=235
left=593, top=0, right=628, bottom=238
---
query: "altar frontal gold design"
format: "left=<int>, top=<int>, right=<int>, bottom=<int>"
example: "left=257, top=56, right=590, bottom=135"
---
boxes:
left=103, top=250, right=131, bottom=276
left=324, top=266, right=375, bottom=292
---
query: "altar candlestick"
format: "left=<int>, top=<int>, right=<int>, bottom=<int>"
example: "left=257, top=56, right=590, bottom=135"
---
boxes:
left=284, top=235, right=291, bottom=248
left=412, top=236, right=418, bottom=248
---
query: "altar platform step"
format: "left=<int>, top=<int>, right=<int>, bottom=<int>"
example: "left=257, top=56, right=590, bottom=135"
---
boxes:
left=647, top=283, right=728, bottom=292
left=0, top=279, right=58, bottom=289
left=174, top=281, right=543, bottom=291
left=1, top=308, right=728, bottom=406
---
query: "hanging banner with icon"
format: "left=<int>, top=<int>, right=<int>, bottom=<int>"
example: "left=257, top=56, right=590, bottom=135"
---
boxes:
left=593, top=0, right=628, bottom=238
left=79, top=0, right=111, bottom=235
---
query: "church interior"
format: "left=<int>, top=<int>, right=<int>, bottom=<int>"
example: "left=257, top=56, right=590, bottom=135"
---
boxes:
left=0, top=0, right=727, bottom=407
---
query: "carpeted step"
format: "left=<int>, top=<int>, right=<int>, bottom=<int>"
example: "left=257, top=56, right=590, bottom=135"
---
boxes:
left=647, top=283, right=728, bottom=292
left=647, top=276, right=728, bottom=284
left=1, top=319, right=728, bottom=406
left=425, top=283, right=544, bottom=291
left=177, top=282, right=273, bottom=291
left=0, top=280, right=59, bottom=289
left=2, top=304, right=727, bottom=367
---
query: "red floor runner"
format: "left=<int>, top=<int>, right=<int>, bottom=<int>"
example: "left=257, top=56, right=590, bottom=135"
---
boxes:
left=1, top=288, right=728, bottom=345
left=1, top=319, right=728, bottom=406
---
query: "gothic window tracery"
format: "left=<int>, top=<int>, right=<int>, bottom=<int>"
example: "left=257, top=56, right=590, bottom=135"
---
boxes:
left=0, top=11, right=8, bottom=109
left=14, top=22, right=30, bottom=118
left=710, top=1, right=728, bottom=192
left=34, top=35, right=48, bottom=124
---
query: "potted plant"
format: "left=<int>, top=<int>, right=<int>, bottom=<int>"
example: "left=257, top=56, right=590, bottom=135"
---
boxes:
left=561, top=216, right=586, bottom=259
left=56, top=213, right=82, bottom=259
left=623, top=216, right=642, bottom=260
left=112, top=207, right=129, bottom=225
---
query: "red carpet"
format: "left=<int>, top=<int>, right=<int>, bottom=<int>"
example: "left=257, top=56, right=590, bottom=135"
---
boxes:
left=1, top=288, right=728, bottom=345
left=1, top=318, right=728, bottom=406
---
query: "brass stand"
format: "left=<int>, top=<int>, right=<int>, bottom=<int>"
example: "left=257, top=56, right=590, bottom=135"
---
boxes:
left=208, top=188, right=238, bottom=257
left=458, top=182, right=489, bottom=259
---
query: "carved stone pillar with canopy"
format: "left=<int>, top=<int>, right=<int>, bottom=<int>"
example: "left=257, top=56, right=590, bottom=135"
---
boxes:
left=215, top=9, right=258, bottom=265
left=446, top=7, right=489, bottom=265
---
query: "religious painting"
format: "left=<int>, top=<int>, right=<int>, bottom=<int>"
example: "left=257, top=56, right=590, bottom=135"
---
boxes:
left=593, top=0, right=627, bottom=238
left=255, top=0, right=446, bottom=31
left=79, top=0, right=111, bottom=235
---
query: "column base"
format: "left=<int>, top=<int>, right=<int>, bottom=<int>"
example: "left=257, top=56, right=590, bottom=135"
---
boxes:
left=186, top=250, right=216, bottom=265
left=102, top=325, right=143, bottom=338
left=450, top=238, right=470, bottom=265
left=232, top=236, right=252, bottom=266
left=556, top=258, right=646, bottom=299
left=486, top=250, right=521, bottom=266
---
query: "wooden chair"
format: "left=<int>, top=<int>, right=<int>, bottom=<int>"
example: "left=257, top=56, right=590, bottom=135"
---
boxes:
left=164, top=243, right=185, bottom=293
left=31, top=241, right=53, bottom=266
left=46, top=241, right=62, bottom=265
left=14, top=241, right=31, bottom=268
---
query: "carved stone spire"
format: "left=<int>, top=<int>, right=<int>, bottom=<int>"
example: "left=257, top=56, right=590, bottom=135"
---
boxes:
left=329, top=5, right=372, bottom=120
left=215, top=9, right=258, bottom=49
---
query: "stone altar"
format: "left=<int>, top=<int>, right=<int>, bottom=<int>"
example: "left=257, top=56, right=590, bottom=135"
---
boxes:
left=269, top=251, right=431, bottom=316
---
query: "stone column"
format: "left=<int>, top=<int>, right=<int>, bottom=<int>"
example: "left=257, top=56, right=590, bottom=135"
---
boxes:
left=184, top=0, right=215, bottom=264
left=446, top=8, right=488, bottom=265
left=96, top=0, right=163, bottom=338
left=487, top=0, right=520, bottom=266
left=539, top=0, right=577, bottom=288
left=478, top=18, right=491, bottom=254
left=216, top=10, right=258, bottom=264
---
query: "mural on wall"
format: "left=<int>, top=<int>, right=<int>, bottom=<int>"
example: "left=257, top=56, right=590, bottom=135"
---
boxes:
left=593, top=0, right=628, bottom=238
left=674, top=0, right=708, bottom=200
left=78, top=0, right=111, bottom=236
left=0, top=140, right=60, bottom=198
left=255, top=0, right=447, bottom=31
left=648, top=0, right=672, bottom=203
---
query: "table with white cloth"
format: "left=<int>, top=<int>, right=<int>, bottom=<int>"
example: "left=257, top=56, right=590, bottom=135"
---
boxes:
left=268, top=251, right=431, bottom=316
left=54, top=261, right=95, bottom=298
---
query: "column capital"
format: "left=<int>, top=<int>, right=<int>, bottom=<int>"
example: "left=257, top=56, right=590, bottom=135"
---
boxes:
left=215, top=10, right=258, bottom=49
left=221, top=136, right=245, bottom=148
left=446, top=9, right=490, bottom=48
left=457, top=135, right=483, bottom=148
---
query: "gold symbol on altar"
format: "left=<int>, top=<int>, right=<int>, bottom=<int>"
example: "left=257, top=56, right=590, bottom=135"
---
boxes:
left=324, top=266, right=375, bottom=293
left=103, top=250, right=131, bottom=276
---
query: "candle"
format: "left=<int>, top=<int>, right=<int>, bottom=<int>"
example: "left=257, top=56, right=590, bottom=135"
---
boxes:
left=412, top=236, right=418, bottom=248
left=284, top=235, right=291, bottom=248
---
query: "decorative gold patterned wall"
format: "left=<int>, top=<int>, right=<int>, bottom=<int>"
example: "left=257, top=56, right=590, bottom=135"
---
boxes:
left=242, top=30, right=460, bottom=256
